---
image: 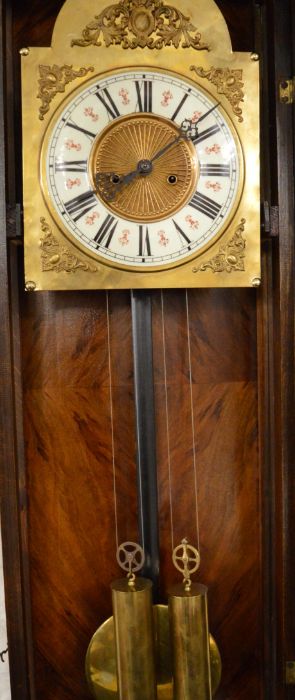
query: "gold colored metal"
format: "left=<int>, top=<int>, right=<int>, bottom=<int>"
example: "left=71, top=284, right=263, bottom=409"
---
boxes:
left=193, top=218, right=246, bottom=274
left=111, top=577, right=157, bottom=700
left=40, top=217, right=98, bottom=273
left=25, top=280, right=37, bottom=291
left=19, top=47, right=30, bottom=56
left=172, top=539, right=200, bottom=591
left=37, top=64, right=94, bottom=120
left=251, top=277, right=261, bottom=287
left=190, top=65, right=244, bottom=122
left=71, top=0, right=210, bottom=51
left=250, top=53, right=259, bottom=62
left=168, top=582, right=212, bottom=700
left=286, top=662, right=295, bottom=685
left=91, top=114, right=198, bottom=222
left=85, top=604, right=221, bottom=699
left=279, top=78, right=295, bottom=104
left=22, top=0, right=260, bottom=289
left=116, top=541, right=145, bottom=578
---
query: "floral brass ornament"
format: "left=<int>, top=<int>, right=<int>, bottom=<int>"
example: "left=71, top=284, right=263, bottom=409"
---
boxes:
left=40, top=218, right=98, bottom=273
left=37, top=65, right=94, bottom=120
left=193, top=218, right=246, bottom=274
left=190, top=66, right=244, bottom=122
left=71, top=0, right=210, bottom=50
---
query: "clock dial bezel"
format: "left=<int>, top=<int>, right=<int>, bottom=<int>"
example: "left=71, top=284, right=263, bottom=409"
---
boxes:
left=40, top=65, right=245, bottom=274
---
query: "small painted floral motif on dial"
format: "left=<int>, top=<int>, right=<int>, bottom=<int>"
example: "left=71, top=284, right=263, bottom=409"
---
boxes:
left=43, top=68, right=242, bottom=270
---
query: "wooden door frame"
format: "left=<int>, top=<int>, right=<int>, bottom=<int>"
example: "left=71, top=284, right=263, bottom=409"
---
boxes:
left=0, top=0, right=294, bottom=698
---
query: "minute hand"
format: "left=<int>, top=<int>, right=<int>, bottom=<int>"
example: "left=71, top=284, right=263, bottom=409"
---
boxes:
left=151, top=102, right=221, bottom=162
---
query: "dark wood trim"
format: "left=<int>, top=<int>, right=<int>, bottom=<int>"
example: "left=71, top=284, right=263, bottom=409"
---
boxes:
left=0, top=3, right=32, bottom=698
left=268, top=0, right=295, bottom=694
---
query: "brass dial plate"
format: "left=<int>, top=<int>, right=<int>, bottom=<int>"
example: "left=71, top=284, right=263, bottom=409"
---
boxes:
left=85, top=604, right=222, bottom=699
left=91, top=114, right=198, bottom=222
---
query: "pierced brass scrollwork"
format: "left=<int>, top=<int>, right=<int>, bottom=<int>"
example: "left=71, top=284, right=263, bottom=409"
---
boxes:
left=37, top=64, right=94, bottom=120
left=193, top=218, right=246, bottom=274
left=71, top=0, right=210, bottom=51
left=40, top=218, right=98, bottom=273
left=190, top=65, right=244, bottom=122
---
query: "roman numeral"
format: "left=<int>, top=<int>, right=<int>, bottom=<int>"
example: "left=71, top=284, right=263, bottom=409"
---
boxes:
left=192, top=124, right=220, bottom=144
left=66, top=120, right=96, bottom=139
left=138, top=225, right=151, bottom=257
left=135, top=80, right=153, bottom=113
left=54, top=160, right=88, bottom=173
left=200, top=164, right=230, bottom=177
left=64, top=190, right=97, bottom=221
left=189, top=191, right=221, bottom=219
left=94, top=214, right=117, bottom=247
left=95, top=87, right=120, bottom=119
left=171, top=93, right=189, bottom=122
left=173, top=220, right=192, bottom=247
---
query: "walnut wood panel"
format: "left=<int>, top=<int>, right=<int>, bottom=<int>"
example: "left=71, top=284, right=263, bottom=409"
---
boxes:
left=153, top=289, right=262, bottom=699
left=21, top=290, right=138, bottom=699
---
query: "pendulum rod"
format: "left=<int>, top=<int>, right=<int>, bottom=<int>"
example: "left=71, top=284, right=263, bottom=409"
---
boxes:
left=131, top=290, right=159, bottom=595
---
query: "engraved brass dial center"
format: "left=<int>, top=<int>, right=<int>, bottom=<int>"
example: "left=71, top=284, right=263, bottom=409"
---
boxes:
left=91, top=113, right=199, bottom=223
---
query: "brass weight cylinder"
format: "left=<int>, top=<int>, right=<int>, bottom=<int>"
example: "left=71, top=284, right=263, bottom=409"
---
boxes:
left=168, top=582, right=212, bottom=700
left=111, top=577, right=157, bottom=700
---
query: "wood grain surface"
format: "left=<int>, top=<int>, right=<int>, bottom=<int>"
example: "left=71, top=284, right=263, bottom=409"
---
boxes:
left=10, top=1, right=265, bottom=699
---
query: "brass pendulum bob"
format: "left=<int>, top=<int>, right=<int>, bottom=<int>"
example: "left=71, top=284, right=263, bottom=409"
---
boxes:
left=111, top=542, right=157, bottom=700
left=168, top=539, right=212, bottom=700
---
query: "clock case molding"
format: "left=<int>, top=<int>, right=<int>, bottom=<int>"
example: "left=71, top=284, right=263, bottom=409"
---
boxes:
left=21, top=0, right=260, bottom=290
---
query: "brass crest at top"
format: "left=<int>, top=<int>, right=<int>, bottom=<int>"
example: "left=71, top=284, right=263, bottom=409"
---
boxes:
left=71, top=0, right=210, bottom=50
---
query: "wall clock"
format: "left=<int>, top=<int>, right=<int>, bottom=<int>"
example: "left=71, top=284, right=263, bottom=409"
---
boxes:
left=21, top=0, right=260, bottom=290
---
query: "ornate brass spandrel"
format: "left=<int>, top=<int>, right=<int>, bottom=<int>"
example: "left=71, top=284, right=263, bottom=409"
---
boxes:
left=37, top=64, right=94, bottom=120
left=40, top=217, right=98, bottom=273
left=190, top=65, right=244, bottom=122
left=193, top=218, right=246, bottom=274
left=71, top=0, right=210, bottom=50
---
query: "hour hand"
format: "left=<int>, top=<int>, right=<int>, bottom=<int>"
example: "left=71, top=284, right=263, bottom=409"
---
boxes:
left=95, top=169, right=138, bottom=202
left=95, top=172, right=124, bottom=202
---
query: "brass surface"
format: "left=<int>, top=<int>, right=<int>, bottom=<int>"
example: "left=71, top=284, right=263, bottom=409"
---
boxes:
left=37, top=64, right=94, bottom=120
left=39, top=217, right=98, bottom=273
left=190, top=65, right=245, bottom=122
left=22, top=0, right=260, bottom=289
left=91, top=113, right=198, bottom=222
left=193, top=217, right=246, bottom=274
left=71, top=0, right=210, bottom=51
left=168, top=583, right=212, bottom=699
left=172, top=539, right=200, bottom=590
left=111, top=577, right=157, bottom=699
left=85, top=604, right=221, bottom=699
